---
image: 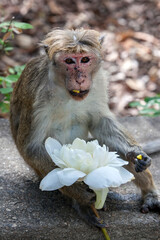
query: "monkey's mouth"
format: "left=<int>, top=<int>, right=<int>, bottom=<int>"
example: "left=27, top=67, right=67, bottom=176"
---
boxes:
left=69, top=89, right=89, bottom=100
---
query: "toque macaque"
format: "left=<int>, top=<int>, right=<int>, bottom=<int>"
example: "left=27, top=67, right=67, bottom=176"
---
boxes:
left=10, top=28, right=160, bottom=227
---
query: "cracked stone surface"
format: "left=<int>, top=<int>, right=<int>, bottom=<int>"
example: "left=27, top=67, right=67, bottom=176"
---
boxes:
left=0, top=117, right=160, bottom=240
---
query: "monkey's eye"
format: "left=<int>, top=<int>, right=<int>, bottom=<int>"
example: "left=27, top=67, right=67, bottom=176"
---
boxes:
left=65, top=58, right=75, bottom=64
left=81, top=57, right=90, bottom=63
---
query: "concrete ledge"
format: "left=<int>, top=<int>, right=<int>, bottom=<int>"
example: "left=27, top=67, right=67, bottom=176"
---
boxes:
left=0, top=117, right=160, bottom=240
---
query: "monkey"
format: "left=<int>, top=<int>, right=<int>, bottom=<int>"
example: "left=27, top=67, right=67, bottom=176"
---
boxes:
left=10, top=28, right=160, bottom=227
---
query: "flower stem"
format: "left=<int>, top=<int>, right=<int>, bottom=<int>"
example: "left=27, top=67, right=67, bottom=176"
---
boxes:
left=94, top=188, right=109, bottom=209
left=91, top=205, right=110, bottom=240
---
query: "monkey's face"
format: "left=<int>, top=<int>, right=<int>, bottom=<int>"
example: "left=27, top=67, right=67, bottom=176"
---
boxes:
left=54, top=52, right=100, bottom=101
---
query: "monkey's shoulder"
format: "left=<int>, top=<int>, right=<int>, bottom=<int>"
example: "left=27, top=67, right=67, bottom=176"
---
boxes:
left=12, top=56, right=49, bottom=101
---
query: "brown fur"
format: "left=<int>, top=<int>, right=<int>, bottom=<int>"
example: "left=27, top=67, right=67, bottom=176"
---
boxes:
left=42, top=28, right=102, bottom=58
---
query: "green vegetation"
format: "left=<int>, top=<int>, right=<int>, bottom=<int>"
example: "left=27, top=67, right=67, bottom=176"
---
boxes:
left=0, top=18, right=33, bottom=114
left=130, top=95, right=160, bottom=117
left=0, top=65, right=25, bottom=113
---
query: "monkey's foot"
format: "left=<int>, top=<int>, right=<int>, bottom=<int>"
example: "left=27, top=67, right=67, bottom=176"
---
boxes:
left=72, top=200, right=107, bottom=228
left=141, top=191, right=160, bottom=213
left=126, top=151, right=151, bottom=172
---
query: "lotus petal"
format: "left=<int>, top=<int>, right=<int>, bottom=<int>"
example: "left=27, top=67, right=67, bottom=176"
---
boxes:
left=84, top=166, right=133, bottom=189
left=71, top=138, right=87, bottom=150
left=107, top=153, right=129, bottom=167
left=50, top=152, right=67, bottom=168
left=86, top=140, right=99, bottom=153
left=40, top=168, right=64, bottom=191
left=45, top=137, right=62, bottom=155
left=116, top=166, right=135, bottom=183
left=93, top=146, right=107, bottom=167
left=57, top=168, right=86, bottom=186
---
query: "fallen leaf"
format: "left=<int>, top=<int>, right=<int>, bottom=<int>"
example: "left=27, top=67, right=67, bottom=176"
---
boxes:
left=47, top=0, right=63, bottom=15
left=3, top=32, right=12, bottom=41
left=126, top=79, right=146, bottom=91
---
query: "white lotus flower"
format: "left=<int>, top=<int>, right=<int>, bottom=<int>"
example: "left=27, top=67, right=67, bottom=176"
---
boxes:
left=40, top=138, right=134, bottom=209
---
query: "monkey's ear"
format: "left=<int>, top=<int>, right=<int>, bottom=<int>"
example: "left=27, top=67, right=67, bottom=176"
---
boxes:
left=99, top=36, right=105, bottom=45
left=43, top=44, right=49, bottom=54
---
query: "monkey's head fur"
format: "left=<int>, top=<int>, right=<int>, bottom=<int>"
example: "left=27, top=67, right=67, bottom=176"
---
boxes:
left=42, top=29, right=104, bottom=100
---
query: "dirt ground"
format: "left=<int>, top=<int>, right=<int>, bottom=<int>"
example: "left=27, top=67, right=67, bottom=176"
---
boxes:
left=0, top=0, right=160, bottom=116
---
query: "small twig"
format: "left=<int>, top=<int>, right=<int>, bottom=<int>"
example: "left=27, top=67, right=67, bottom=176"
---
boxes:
left=91, top=205, right=110, bottom=240
left=6, top=17, right=15, bottom=33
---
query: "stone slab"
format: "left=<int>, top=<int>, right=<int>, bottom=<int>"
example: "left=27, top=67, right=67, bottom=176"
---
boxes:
left=0, top=117, right=160, bottom=240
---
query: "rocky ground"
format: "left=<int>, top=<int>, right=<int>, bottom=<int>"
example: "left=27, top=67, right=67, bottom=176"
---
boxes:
left=0, top=0, right=160, bottom=116
left=0, top=117, right=160, bottom=240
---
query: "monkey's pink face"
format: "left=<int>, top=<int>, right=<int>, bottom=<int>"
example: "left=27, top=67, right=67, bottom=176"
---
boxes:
left=56, top=52, right=99, bottom=101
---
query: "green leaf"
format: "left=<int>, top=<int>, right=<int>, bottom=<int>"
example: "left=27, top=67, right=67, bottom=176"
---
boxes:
left=8, top=65, right=25, bottom=75
left=0, top=76, right=5, bottom=81
left=8, top=67, right=15, bottom=74
left=144, top=95, right=160, bottom=103
left=0, top=102, right=10, bottom=113
left=0, top=88, right=13, bottom=94
left=0, top=22, right=9, bottom=27
left=5, top=75, right=19, bottom=82
left=153, top=111, right=160, bottom=116
left=0, top=21, right=33, bottom=30
left=140, top=108, right=156, bottom=114
left=129, top=101, right=143, bottom=107
left=4, top=46, right=14, bottom=51
left=0, top=28, right=11, bottom=33
left=139, top=108, right=160, bottom=117
left=0, top=39, right=4, bottom=44
left=14, top=65, right=25, bottom=74
left=3, top=94, right=11, bottom=101
left=12, top=21, right=33, bottom=29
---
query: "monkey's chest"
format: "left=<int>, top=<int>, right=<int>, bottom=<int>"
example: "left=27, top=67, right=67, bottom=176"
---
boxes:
left=53, top=124, right=88, bottom=144
left=50, top=119, right=88, bottom=144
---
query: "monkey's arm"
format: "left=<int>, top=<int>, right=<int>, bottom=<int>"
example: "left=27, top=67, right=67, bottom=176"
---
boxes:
left=89, top=115, right=151, bottom=172
left=90, top=115, right=160, bottom=213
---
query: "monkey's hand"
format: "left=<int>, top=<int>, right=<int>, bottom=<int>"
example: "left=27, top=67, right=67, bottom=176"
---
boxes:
left=60, top=182, right=107, bottom=228
left=141, top=191, right=160, bottom=214
left=126, top=151, right=151, bottom=172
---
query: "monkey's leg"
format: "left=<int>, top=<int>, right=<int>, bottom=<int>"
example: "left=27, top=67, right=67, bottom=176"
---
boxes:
left=125, top=163, right=160, bottom=213
left=60, top=183, right=107, bottom=228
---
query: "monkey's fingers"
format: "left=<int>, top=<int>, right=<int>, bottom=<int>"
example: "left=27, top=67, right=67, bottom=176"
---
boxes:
left=72, top=200, right=107, bottom=228
left=141, top=202, right=160, bottom=214
left=135, top=153, right=151, bottom=172
left=141, top=193, right=160, bottom=214
left=126, top=151, right=151, bottom=172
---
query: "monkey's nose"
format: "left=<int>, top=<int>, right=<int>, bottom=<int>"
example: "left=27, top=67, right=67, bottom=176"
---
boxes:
left=76, top=73, right=85, bottom=84
left=76, top=78, right=85, bottom=84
